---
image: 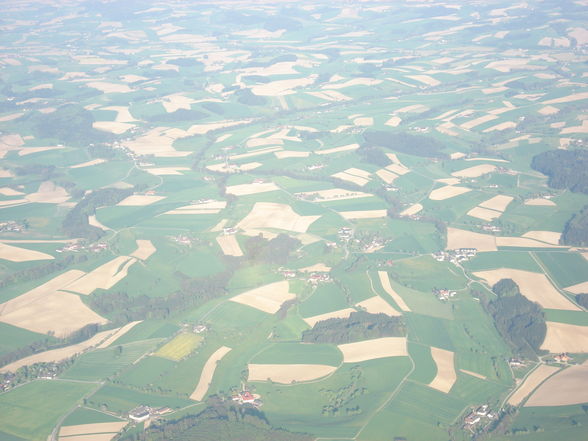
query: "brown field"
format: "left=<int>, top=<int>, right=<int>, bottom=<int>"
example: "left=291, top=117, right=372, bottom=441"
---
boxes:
left=479, top=195, right=513, bottom=212
left=59, top=422, right=127, bottom=437
left=295, top=188, right=371, bottom=202
left=0, top=242, right=54, bottom=262
left=428, top=347, right=456, bottom=393
left=275, top=150, right=310, bottom=159
left=303, top=308, right=356, bottom=327
left=385, top=116, right=402, bottom=127
left=339, top=210, right=388, bottom=219
left=460, top=114, right=498, bottom=130
left=507, top=364, right=560, bottom=406
left=216, top=235, right=243, bottom=257
left=378, top=271, right=411, bottom=311
left=0, top=187, right=22, bottom=196
left=375, top=168, right=398, bottom=184
left=225, top=182, right=280, bottom=196
left=70, top=159, right=106, bottom=169
left=356, top=296, right=401, bottom=316
left=144, top=167, right=190, bottom=175
left=331, top=170, right=370, bottom=186
left=117, top=195, right=166, bottom=206
left=386, top=163, right=410, bottom=176
left=236, top=202, right=320, bottom=233
left=436, top=177, right=461, bottom=185
left=525, top=361, right=588, bottom=407
left=538, top=105, right=559, bottom=115
left=451, top=164, right=497, bottom=178
left=190, top=346, right=232, bottom=401
left=230, top=281, right=296, bottom=314
left=315, top=143, right=359, bottom=155
left=541, top=322, right=588, bottom=353
left=521, top=231, right=561, bottom=245
left=0, top=328, right=118, bottom=372
left=64, top=256, right=137, bottom=295
left=495, top=236, right=567, bottom=248
left=482, top=121, right=517, bottom=132
left=429, top=186, right=472, bottom=201
left=544, top=91, right=588, bottom=104
left=460, top=369, right=487, bottom=380
left=446, top=228, right=498, bottom=252
left=564, top=280, right=588, bottom=294
left=524, top=198, right=556, bottom=206
left=400, top=203, right=423, bottom=216
left=248, top=364, right=337, bottom=383
left=57, top=433, right=118, bottom=441
left=96, top=321, right=142, bottom=349
left=26, top=181, right=70, bottom=204
left=338, top=337, right=408, bottom=363
left=467, top=206, right=502, bottom=221
left=473, top=269, right=579, bottom=310
left=130, top=240, right=156, bottom=260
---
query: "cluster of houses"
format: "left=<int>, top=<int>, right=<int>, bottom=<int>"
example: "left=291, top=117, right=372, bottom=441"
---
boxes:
left=306, top=164, right=325, bottom=171
left=128, top=405, right=172, bottom=423
left=231, top=390, right=262, bottom=407
left=432, top=288, right=457, bottom=301
left=553, top=353, right=572, bottom=363
left=279, top=268, right=331, bottom=284
left=338, top=227, right=353, bottom=241
left=463, top=404, right=496, bottom=431
left=480, top=224, right=502, bottom=233
left=56, top=241, right=107, bottom=253
left=170, top=234, right=196, bottom=246
left=432, top=248, right=477, bottom=264
left=0, top=220, right=25, bottom=233
left=508, top=358, right=526, bottom=368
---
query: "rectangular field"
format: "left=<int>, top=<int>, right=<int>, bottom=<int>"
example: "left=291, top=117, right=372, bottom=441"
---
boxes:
left=154, top=333, right=203, bottom=361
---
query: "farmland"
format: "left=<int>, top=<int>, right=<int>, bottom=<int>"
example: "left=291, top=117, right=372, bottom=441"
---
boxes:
left=0, top=0, right=587, bottom=440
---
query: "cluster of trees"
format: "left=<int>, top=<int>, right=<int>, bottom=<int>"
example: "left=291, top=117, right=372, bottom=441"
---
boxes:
left=362, top=131, right=447, bottom=158
left=62, top=188, right=133, bottom=240
left=561, top=206, right=588, bottom=246
left=89, top=270, right=234, bottom=323
left=357, top=145, right=391, bottom=167
left=120, top=397, right=312, bottom=441
left=531, top=149, right=588, bottom=194
left=320, top=366, right=365, bottom=417
left=484, top=279, right=546, bottom=358
left=576, top=294, right=588, bottom=309
left=301, top=311, right=406, bottom=344
left=243, top=233, right=301, bottom=265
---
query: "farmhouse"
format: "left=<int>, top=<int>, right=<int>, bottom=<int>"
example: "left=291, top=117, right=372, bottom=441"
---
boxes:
left=129, top=405, right=151, bottom=422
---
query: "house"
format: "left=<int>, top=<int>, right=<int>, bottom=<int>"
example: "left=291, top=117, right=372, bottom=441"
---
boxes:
left=554, top=353, right=571, bottom=363
left=129, top=405, right=151, bottom=422
left=193, top=324, right=207, bottom=334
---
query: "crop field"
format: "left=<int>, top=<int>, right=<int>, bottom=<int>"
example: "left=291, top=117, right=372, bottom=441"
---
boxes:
left=535, top=252, right=588, bottom=288
left=154, top=333, right=203, bottom=361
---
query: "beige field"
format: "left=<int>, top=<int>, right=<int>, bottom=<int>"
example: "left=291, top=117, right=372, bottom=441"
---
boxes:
left=429, top=186, right=472, bottom=201
left=446, top=228, right=498, bottom=252
left=339, top=210, right=388, bottom=219
left=507, top=364, right=560, bottom=406
left=190, top=346, right=232, bottom=401
left=93, top=121, right=135, bottom=134
left=315, top=143, right=359, bottom=155
left=479, top=195, right=514, bottom=212
left=307, top=90, right=352, bottom=102
left=353, top=117, right=373, bottom=126
left=375, top=168, right=398, bottom=184
left=117, top=195, right=166, bottom=206
left=70, top=159, right=106, bottom=169
left=385, top=116, right=402, bottom=127
left=248, top=364, right=337, bottom=383
left=225, top=182, right=280, bottom=196
left=123, top=127, right=192, bottom=157
left=206, top=162, right=263, bottom=173
left=296, top=188, right=371, bottom=202
left=324, top=77, right=381, bottom=89
left=437, top=177, right=461, bottom=185
left=482, top=121, right=517, bottom=133
left=451, top=164, right=497, bottom=178
left=541, top=322, right=588, bottom=353
left=356, top=296, right=401, bottom=316
left=88, top=215, right=110, bottom=232
left=19, top=146, right=64, bottom=156
left=460, top=114, right=498, bottom=130
left=331, top=171, right=370, bottom=186
left=407, top=74, right=440, bottom=86
left=59, top=422, right=127, bottom=437
left=428, top=347, right=456, bottom=393
left=228, top=146, right=282, bottom=161
left=164, top=200, right=226, bottom=215
left=338, top=337, right=408, bottom=363
left=0, top=187, right=23, bottom=196
left=473, top=269, right=579, bottom=310
left=538, top=105, right=559, bottom=115
left=450, top=152, right=466, bottom=159
left=377, top=271, right=411, bottom=311
left=524, top=198, right=556, bottom=206
left=251, top=76, right=316, bottom=96
left=230, top=281, right=296, bottom=314
left=0, top=328, right=119, bottom=373
left=521, top=231, right=561, bottom=245
left=161, top=94, right=197, bottom=113
left=303, top=308, right=356, bottom=327
left=144, top=167, right=190, bottom=175
left=0, top=242, right=54, bottom=262
left=275, top=150, right=310, bottom=159
left=460, top=369, right=487, bottom=380
left=57, top=433, right=118, bottom=441
left=26, top=181, right=70, bottom=204
left=564, top=280, right=588, bottom=294
left=96, top=321, right=142, bottom=349
left=216, top=235, right=243, bottom=257
left=87, top=81, right=133, bottom=93
left=0, top=112, right=24, bottom=122
left=64, top=256, right=137, bottom=295
left=467, top=206, right=502, bottom=221
left=544, top=91, right=588, bottom=104
left=130, top=240, right=156, bottom=260
left=561, top=120, right=588, bottom=135
left=495, top=237, right=567, bottom=248
left=525, top=361, right=588, bottom=407
left=400, top=203, right=423, bottom=216
left=236, top=202, right=320, bottom=233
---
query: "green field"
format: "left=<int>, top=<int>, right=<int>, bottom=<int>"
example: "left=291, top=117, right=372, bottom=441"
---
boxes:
left=535, top=252, right=588, bottom=288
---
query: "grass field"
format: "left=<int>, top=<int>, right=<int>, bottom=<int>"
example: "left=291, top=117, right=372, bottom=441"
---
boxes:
left=62, top=407, right=125, bottom=426
left=462, top=251, right=542, bottom=272
left=251, top=342, right=342, bottom=366
left=109, top=320, right=179, bottom=345
left=0, top=380, right=95, bottom=441
left=154, top=333, right=203, bottom=361
left=535, top=252, right=588, bottom=288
